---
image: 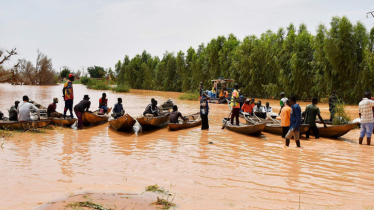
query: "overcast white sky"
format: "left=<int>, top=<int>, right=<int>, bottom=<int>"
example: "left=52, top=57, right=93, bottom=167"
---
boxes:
left=1, top=0, right=373, bottom=72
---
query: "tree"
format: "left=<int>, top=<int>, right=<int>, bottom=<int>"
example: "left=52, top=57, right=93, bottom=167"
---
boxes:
left=87, top=66, right=106, bottom=78
left=60, top=66, right=71, bottom=78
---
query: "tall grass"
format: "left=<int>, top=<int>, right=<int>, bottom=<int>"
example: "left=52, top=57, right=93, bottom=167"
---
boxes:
left=112, top=84, right=130, bottom=92
left=86, top=79, right=110, bottom=90
left=332, top=101, right=351, bottom=125
left=178, top=90, right=199, bottom=101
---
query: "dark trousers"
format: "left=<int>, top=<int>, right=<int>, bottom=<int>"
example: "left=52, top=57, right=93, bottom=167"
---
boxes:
left=231, top=108, right=240, bottom=125
left=74, top=110, right=83, bottom=129
left=282, top=126, right=290, bottom=138
left=329, top=109, right=335, bottom=121
left=64, top=100, right=74, bottom=118
left=306, top=125, right=319, bottom=139
left=201, top=114, right=209, bottom=130
left=255, top=112, right=266, bottom=119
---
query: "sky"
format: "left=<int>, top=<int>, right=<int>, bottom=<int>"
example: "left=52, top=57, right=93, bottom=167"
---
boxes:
left=0, top=0, right=373, bottom=73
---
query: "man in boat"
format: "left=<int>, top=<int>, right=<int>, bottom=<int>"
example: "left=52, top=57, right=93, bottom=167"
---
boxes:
left=169, top=105, right=187, bottom=124
left=62, top=74, right=74, bottom=119
left=358, top=90, right=374, bottom=145
left=47, top=98, right=63, bottom=118
left=264, top=102, right=272, bottom=113
left=17, top=95, right=40, bottom=122
left=143, top=98, right=159, bottom=116
left=329, top=91, right=338, bottom=122
left=285, top=96, right=301, bottom=147
left=99, top=93, right=108, bottom=114
left=74, top=95, right=91, bottom=129
left=280, top=99, right=292, bottom=138
left=241, top=99, right=254, bottom=116
left=278, top=92, right=288, bottom=115
left=200, top=93, right=210, bottom=130
left=230, top=83, right=240, bottom=125
left=112, top=98, right=124, bottom=119
left=304, top=97, right=327, bottom=139
left=199, top=80, right=203, bottom=98
left=9, top=101, right=20, bottom=121
left=253, top=101, right=266, bottom=119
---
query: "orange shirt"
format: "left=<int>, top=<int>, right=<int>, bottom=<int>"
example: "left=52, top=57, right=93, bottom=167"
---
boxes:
left=241, top=103, right=254, bottom=113
left=280, top=105, right=292, bottom=127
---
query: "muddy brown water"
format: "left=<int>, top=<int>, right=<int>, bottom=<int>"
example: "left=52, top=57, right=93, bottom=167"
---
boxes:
left=0, top=83, right=373, bottom=210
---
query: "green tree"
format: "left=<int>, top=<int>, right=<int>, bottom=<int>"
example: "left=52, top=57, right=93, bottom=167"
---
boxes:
left=60, top=66, right=71, bottom=78
left=87, top=65, right=106, bottom=78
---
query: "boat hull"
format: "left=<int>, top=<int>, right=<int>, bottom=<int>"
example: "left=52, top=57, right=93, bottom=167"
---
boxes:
left=223, top=118, right=265, bottom=136
left=312, top=123, right=358, bottom=138
left=0, top=119, right=52, bottom=130
left=137, top=114, right=170, bottom=130
left=109, top=114, right=136, bottom=131
left=263, top=124, right=310, bottom=135
left=52, top=118, right=77, bottom=127
left=169, top=112, right=201, bottom=131
left=82, top=112, right=110, bottom=126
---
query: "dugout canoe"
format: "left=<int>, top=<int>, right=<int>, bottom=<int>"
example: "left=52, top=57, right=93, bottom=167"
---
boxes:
left=0, top=119, right=52, bottom=130
left=169, top=112, right=202, bottom=131
left=52, top=118, right=77, bottom=127
left=311, top=123, right=358, bottom=138
left=82, top=108, right=112, bottom=126
left=137, top=114, right=170, bottom=130
left=109, top=114, right=136, bottom=131
left=222, top=117, right=265, bottom=136
left=263, top=123, right=311, bottom=135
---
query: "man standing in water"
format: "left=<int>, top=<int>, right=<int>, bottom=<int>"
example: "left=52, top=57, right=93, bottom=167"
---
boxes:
left=230, top=83, right=240, bottom=125
left=358, top=91, right=374, bottom=145
left=9, top=101, right=20, bottom=121
left=285, top=96, right=301, bottom=147
left=74, top=95, right=91, bottom=129
left=62, top=74, right=74, bottom=119
left=280, top=100, right=292, bottom=138
left=200, top=93, right=210, bottom=130
left=329, top=91, right=338, bottom=122
left=278, top=92, right=288, bottom=115
left=17, top=95, right=40, bottom=122
left=304, top=97, right=327, bottom=139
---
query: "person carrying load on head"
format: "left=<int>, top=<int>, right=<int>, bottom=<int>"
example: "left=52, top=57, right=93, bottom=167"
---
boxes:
left=62, top=74, right=74, bottom=119
left=230, top=83, right=240, bottom=125
left=99, top=93, right=108, bottom=114
left=9, top=101, right=20, bottom=121
left=143, top=98, right=159, bottom=117
left=74, top=95, right=91, bottom=129
left=17, top=95, right=40, bottom=122
left=112, top=98, right=124, bottom=119
left=169, top=105, right=187, bottom=124
left=47, top=98, right=63, bottom=118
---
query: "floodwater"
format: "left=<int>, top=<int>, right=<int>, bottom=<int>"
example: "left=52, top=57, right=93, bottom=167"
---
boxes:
left=0, top=83, right=373, bottom=210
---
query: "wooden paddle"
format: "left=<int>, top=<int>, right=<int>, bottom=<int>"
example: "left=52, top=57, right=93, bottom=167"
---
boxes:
left=243, top=113, right=258, bottom=125
left=222, top=112, right=232, bottom=129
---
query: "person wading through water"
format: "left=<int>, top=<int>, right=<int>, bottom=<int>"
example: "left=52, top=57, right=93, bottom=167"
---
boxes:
left=74, top=95, right=91, bottom=129
left=47, top=98, right=63, bottom=118
left=169, top=105, right=186, bottom=124
left=200, top=93, right=210, bottom=130
left=17, top=95, right=40, bottom=122
left=9, top=101, right=20, bottom=121
left=99, top=93, right=108, bottom=114
left=304, top=97, right=327, bottom=139
left=280, top=99, right=292, bottom=138
left=112, top=98, right=124, bottom=119
left=62, top=74, right=74, bottom=119
left=143, top=98, right=159, bottom=116
left=358, top=90, right=374, bottom=145
left=230, top=83, right=240, bottom=125
left=329, top=91, right=338, bottom=122
left=278, top=92, right=288, bottom=115
left=285, top=96, right=301, bottom=148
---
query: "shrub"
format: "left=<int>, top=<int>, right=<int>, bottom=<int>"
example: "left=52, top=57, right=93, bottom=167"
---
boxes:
left=86, top=79, right=110, bottom=90
left=178, top=90, right=199, bottom=101
left=332, top=101, right=351, bottom=125
left=112, top=84, right=130, bottom=92
left=80, top=77, right=91, bottom=85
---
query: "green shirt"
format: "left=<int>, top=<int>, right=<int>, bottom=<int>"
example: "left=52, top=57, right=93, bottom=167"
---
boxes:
left=304, top=104, right=320, bottom=126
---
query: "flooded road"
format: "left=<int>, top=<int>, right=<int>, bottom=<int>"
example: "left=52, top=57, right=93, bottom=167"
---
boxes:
left=0, top=84, right=373, bottom=209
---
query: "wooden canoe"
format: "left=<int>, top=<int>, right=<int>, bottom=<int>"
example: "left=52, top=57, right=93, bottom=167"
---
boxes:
left=52, top=118, right=77, bottom=127
left=137, top=114, right=170, bottom=130
left=169, top=112, right=202, bottom=131
left=311, top=123, right=358, bottom=138
left=82, top=108, right=112, bottom=126
left=222, top=117, right=265, bottom=136
left=0, top=119, right=52, bottom=130
left=109, top=114, right=136, bottom=131
left=263, top=124, right=311, bottom=135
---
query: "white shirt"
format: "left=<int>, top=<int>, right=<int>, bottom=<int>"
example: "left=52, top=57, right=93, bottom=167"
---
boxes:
left=17, top=101, right=40, bottom=122
left=359, top=98, right=374, bottom=123
left=253, top=105, right=265, bottom=113
left=280, top=97, right=288, bottom=107
left=264, top=106, right=273, bottom=113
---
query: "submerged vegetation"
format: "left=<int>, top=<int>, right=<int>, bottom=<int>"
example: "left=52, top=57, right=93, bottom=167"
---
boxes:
left=145, top=184, right=166, bottom=193
left=65, top=201, right=113, bottom=210
left=114, top=16, right=374, bottom=103
left=112, top=84, right=130, bottom=92
left=178, top=90, right=199, bottom=101
left=151, top=196, right=176, bottom=209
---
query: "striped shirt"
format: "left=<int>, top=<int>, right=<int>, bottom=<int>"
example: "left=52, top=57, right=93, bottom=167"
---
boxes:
left=359, top=98, right=374, bottom=123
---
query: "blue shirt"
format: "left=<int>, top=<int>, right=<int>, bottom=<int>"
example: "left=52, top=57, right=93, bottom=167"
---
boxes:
left=200, top=96, right=209, bottom=115
left=290, top=104, right=301, bottom=131
left=113, top=103, right=123, bottom=113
